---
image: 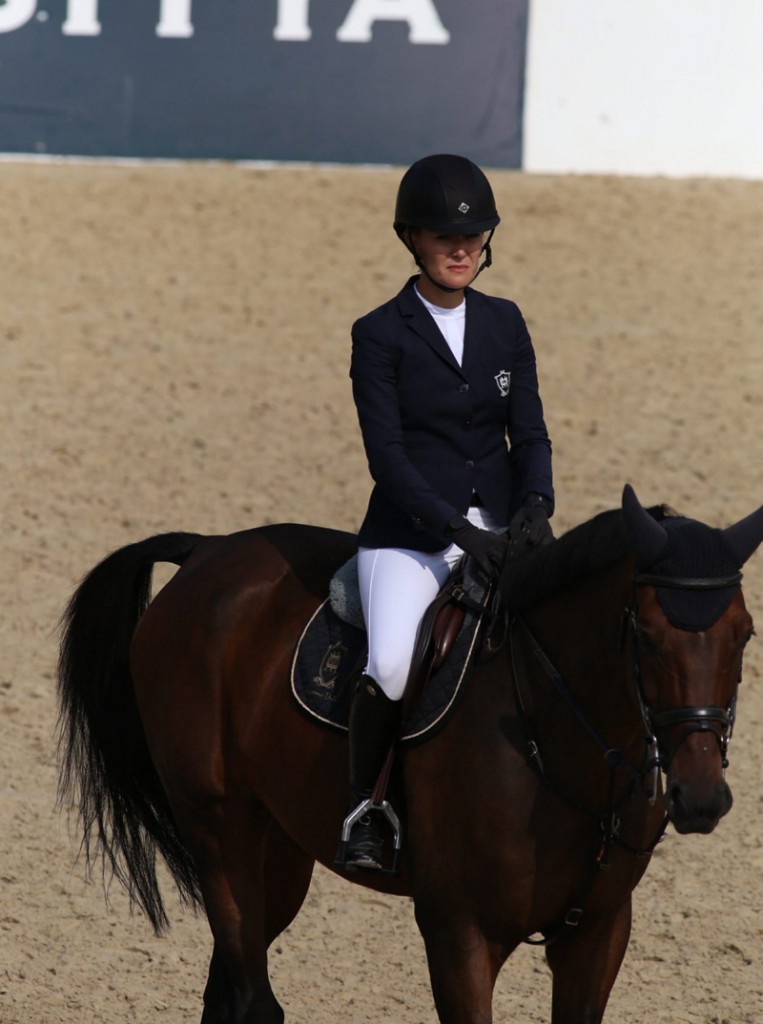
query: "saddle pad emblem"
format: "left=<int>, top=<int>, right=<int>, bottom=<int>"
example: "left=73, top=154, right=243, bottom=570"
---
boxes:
left=313, top=640, right=348, bottom=690
left=494, top=369, right=511, bottom=397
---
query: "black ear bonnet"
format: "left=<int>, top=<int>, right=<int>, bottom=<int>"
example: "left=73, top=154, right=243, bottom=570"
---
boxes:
left=646, top=518, right=741, bottom=631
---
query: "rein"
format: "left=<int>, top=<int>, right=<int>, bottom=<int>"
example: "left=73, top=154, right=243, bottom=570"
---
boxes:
left=509, top=566, right=741, bottom=946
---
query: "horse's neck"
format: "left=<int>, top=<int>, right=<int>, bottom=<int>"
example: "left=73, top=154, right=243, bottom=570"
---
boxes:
left=522, top=558, right=638, bottom=737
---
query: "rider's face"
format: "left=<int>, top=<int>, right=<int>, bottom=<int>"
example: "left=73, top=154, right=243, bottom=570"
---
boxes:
left=410, top=228, right=485, bottom=301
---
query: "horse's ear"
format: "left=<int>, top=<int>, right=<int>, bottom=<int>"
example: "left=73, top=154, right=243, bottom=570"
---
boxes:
left=622, top=484, right=669, bottom=568
left=722, top=505, right=763, bottom=567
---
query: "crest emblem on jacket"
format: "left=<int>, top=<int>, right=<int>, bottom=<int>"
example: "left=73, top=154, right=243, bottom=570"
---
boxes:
left=494, top=370, right=511, bottom=397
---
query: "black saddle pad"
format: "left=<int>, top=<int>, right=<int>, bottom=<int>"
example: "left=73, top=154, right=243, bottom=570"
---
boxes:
left=290, top=589, right=488, bottom=746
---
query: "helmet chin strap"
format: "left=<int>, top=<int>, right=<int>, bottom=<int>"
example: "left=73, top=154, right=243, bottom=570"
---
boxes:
left=403, top=229, right=495, bottom=295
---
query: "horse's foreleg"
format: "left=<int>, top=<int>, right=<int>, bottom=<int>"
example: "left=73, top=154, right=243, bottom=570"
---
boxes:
left=545, top=897, right=632, bottom=1024
left=416, top=908, right=509, bottom=1024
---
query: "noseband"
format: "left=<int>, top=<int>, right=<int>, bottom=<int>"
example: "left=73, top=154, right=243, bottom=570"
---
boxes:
left=625, top=570, right=742, bottom=794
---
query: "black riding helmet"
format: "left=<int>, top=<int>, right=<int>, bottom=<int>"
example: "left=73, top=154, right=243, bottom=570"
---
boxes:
left=393, top=154, right=500, bottom=291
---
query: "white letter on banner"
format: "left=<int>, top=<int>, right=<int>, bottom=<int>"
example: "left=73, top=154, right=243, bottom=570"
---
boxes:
left=62, top=0, right=101, bottom=36
left=0, top=0, right=37, bottom=33
left=157, top=0, right=193, bottom=38
left=274, top=0, right=311, bottom=41
left=337, top=0, right=449, bottom=44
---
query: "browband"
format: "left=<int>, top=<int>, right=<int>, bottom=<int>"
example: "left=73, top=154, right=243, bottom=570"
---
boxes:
left=633, top=572, right=742, bottom=591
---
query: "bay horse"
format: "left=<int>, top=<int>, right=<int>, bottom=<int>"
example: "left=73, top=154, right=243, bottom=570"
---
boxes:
left=57, top=485, right=762, bottom=1024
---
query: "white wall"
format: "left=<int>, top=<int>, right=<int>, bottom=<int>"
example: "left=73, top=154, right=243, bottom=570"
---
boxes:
left=524, top=1, right=763, bottom=178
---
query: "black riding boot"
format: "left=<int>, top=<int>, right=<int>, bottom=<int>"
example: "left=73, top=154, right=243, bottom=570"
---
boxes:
left=344, top=675, right=401, bottom=871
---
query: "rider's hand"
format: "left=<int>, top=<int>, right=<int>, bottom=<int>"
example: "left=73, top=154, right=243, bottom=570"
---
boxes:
left=508, top=494, right=554, bottom=548
left=445, top=516, right=509, bottom=579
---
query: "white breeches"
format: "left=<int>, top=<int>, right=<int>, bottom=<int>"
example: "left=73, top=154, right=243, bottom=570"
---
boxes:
left=357, top=506, right=500, bottom=701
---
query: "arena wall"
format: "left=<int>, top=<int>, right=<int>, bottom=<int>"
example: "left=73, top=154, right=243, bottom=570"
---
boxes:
left=0, top=0, right=760, bottom=177
left=0, top=0, right=528, bottom=167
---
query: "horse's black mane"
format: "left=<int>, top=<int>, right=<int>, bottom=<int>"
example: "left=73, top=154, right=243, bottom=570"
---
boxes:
left=499, top=504, right=675, bottom=612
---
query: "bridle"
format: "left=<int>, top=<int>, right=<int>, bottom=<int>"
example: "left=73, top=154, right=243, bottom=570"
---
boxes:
left=508, top=565, right=744, bottom=945
left=625, top=569, right=742, bottom=798
left=508, top=567, right=743, bottom=800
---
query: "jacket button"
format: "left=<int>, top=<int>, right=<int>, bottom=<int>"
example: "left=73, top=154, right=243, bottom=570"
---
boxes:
left=465, top=460, right=474, bottom=470
left=464, top=418, right=472, bottom=429
left=459, top=383, right=470, bottom=392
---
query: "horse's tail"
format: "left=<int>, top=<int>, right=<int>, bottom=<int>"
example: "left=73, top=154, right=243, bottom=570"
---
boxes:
left=57, top=531, right=205, bottom=934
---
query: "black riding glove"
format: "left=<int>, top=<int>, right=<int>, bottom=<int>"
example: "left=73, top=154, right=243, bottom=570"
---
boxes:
left=508, top=494, right=554, bottom=548
left=445, top=515, right=509, bottom=579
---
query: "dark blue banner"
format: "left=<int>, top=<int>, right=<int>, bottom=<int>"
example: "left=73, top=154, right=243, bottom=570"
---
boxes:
left=0, top=1, right=528, bottom=166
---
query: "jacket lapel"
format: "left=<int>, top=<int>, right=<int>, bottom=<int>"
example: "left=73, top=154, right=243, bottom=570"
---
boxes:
left=395, top=277, right=466, bottom=377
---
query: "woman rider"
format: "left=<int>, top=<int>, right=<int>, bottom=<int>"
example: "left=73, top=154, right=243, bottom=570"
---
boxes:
left=343, top=154, right=554, bottom=871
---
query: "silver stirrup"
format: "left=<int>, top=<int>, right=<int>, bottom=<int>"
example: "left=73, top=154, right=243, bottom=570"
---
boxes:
left=335, top=796, right=402, bottom=875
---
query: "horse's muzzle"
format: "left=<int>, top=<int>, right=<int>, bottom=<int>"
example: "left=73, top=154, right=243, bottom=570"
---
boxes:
left=664, top=776, right=733, bottom=834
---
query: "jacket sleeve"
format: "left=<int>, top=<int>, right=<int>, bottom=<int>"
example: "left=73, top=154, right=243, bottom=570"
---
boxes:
left=350, top=323, right=460, bottom=538
left=505, top=309, right=554, bottom=513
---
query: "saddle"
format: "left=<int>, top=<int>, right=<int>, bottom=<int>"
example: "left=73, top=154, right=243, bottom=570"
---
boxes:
left=401, top=564, right=478, bottom=720
left=290, top=554, right=494, bottom=745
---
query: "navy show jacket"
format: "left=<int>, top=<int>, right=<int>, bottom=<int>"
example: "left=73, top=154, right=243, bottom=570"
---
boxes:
left=351, top=276, right=553, bottom=552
